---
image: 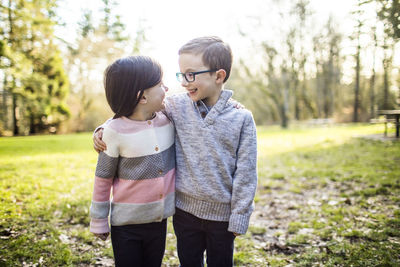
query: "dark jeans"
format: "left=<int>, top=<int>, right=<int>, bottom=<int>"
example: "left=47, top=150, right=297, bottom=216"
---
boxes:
left=111, top=219, right=167, bottom=267
left=173, top=208, right=235, bottom=267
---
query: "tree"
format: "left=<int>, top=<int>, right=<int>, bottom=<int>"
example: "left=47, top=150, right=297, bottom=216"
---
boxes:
left=375, top=0, right=399, bottom=109
left=63, top=0, right=145, bottom=132
left=313, top=16, right=342, bottom=119
left=289, top=0, right=315, bottom=120
left=376, top=0, right=400, bottom=39
left=0, top=0, right=70, bottom=135
left=369, top=23, right=378, bottom=118
left=350, top=1, right=367, bottom=122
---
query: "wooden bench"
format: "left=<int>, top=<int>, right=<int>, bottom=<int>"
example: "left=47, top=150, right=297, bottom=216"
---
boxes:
left=373, top=110, right=400, bottom=138
left=370, top=117, right=397, bottom=136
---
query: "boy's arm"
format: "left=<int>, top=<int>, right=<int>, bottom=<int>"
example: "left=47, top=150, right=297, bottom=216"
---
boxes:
left=90, top=127, right=119, bottom=237
left=93, top=118, right=113, bottom=153
left=94, top=118, right=112, bottom=135
left=228, top=113, right=258, bottom=235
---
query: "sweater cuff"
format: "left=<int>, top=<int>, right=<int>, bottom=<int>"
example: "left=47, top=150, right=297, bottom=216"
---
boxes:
left=90, top=218, right=110, bottom=234
left=228, top=213, right=250, bottom=235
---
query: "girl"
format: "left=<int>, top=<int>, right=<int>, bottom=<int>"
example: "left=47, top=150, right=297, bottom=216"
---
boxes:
left=89, top=56, right=175, bottom=267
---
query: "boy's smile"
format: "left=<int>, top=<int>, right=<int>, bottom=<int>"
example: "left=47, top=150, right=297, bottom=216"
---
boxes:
left=178, top=53, right=222, bottom=107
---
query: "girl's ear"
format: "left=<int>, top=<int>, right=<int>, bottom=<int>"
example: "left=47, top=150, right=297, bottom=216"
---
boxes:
left=138, top=91, right=147, bottom=104
left=215, top=69, right=226, bottom=84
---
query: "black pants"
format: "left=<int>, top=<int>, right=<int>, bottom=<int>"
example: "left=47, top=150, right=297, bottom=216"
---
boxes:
left=173, top=208, right=235, bottom=267
left=111, top=219, right=167, bottom=267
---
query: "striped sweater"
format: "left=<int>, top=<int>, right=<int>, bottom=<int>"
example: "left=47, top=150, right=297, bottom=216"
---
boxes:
left=90, top=112, right=175, bottom=234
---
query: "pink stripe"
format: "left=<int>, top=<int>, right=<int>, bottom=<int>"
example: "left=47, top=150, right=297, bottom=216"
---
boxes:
left=93, top=176, right=113, bottom=202
left=112, top=169, right=175, bottom=203
left=90, top=218, right=109, bottom=234
left=108, top=112, right=171, bottom=134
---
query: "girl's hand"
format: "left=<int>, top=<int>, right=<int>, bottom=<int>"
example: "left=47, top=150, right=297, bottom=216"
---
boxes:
left=93, top=129, right=107, bottom=153
left=233, top=232, right=241, bottom=236
left=93, top=232, right=109, bottom=241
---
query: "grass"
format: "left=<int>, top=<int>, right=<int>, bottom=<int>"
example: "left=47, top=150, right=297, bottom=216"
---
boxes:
left=0, top=124, right=399, bottom=266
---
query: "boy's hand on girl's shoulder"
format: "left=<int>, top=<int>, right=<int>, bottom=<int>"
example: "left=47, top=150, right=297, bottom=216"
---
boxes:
left=234, top=103, right=245, bottom=109
left=229, top=98, right=245, bottom=109
left=93, top=232, right=109, bottom=241
left=233, top=232, right=241, bottom=236
left=93, top=128, right=107, bottom=153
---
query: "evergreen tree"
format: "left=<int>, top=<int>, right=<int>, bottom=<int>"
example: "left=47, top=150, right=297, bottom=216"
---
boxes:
left=0, top=0, right=70, bottom=135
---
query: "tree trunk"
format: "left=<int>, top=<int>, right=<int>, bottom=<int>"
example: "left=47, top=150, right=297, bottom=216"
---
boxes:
left=2, top=85, right=8, bottom=129
left=369, top=33, right=377, bottom=118
left=12, top=93, right=18, bottom=135
left=280, top=105, right=288, bottom=128
left=369, top=68, right=376, bottom=118
left=353, top=42, right=361, bottom=122
left=282, top=84, right=289, bottom=128
left=29, top=108, right=36, bottom=134
left=382, top=40, right=392, bottom=110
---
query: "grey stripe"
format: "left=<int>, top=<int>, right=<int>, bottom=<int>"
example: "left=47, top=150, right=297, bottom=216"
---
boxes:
left=95, top=153, right=119, bottom=178
left=162, top=192, right=176, bottom=218
left=90, top=201, right=110, bottom=219
left=118, top=144, right=175, bottom=180
left=175, top=191, right=231, bottom=221
left=110, top=193, right=175, bottom=225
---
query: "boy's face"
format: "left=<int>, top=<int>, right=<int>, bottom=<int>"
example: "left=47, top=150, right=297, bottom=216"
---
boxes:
left=178, top=53, right=222, bottom=106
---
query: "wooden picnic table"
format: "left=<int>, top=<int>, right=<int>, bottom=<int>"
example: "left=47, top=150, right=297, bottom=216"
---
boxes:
left=378, top=110, right=400, bottom=138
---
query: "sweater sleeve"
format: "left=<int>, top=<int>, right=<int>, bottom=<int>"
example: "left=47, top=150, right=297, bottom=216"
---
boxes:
left=90, top=127, right=119, bottom=234
left=93, top=118, right=113, bottom=136
left=228, top=112, right=258, bottom=234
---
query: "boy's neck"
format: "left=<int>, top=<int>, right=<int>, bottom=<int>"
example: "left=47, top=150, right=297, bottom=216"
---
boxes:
left=128, top=108, right=155, bottom=121
left=202, top=87, right=223, bottom=107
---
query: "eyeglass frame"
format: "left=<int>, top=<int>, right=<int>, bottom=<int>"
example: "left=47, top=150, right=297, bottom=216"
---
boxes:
left=176, top=69, right=218, bottom=83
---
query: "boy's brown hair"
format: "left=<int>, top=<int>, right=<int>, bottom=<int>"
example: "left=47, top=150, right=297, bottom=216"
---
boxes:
left=178, top=36, right=232, bottom=83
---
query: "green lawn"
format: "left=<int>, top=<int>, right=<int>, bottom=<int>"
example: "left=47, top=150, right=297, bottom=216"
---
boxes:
left=0, top=124, right=399, bottom=266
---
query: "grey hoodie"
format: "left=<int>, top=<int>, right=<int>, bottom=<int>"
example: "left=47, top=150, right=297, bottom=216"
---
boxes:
left=165, top=89, right=257, bottom=234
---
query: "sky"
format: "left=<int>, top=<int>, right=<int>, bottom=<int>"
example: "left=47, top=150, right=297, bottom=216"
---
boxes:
left=56, top=0, right=382, bottom=92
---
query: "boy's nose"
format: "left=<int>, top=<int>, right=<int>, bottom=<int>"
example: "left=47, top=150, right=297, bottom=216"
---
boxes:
left=180, top=79, right=188, bottom=87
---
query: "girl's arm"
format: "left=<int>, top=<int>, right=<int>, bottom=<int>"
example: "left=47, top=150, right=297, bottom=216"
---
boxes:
left=90, top=127, right=119, bottom=237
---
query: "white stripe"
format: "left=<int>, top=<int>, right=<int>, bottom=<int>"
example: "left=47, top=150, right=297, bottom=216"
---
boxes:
left=104, top=122, right=174, bottom=158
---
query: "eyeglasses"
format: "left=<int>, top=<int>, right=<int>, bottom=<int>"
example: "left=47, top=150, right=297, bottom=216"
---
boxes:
left=176, top=69, right=217, bottom=83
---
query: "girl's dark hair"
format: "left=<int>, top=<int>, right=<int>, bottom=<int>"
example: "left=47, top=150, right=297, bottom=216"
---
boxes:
left=104, top=56, right=162, bottom=119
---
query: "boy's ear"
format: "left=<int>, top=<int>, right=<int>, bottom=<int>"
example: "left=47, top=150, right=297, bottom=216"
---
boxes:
left=138, top=91, right=147, bottom=104
left=215, top=69, right=226, bottom=84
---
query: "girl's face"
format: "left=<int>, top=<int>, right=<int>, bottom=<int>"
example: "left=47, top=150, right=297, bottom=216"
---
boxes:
left=143, top=82, right=168, bottom=113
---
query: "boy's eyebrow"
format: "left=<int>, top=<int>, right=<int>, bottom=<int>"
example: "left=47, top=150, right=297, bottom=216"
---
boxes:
left=182, top=67, right=206, bottom=72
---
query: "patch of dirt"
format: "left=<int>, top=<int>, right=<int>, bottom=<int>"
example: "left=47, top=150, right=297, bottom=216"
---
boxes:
left=250, top=177, right=350, bottom=254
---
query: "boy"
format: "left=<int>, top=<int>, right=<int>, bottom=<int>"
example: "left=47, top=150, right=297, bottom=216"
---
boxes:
left=94, top=36, right=257, bottom=267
